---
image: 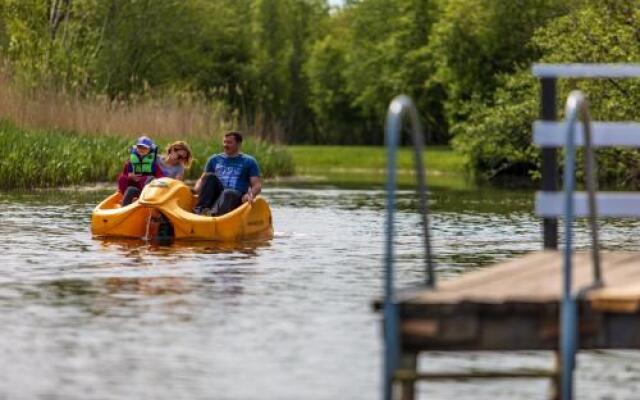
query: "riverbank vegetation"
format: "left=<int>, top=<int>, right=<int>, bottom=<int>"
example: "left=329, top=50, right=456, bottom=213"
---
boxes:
left=0, top=1, right=638, bottom=186
left=0, top=71, right=232, bottom=141
left=0, top=121, right=294, bottom=190
left=287, top=145, right=469, bottom=188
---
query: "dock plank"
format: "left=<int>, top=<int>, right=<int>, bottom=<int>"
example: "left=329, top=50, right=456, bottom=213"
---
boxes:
left=395, top=251, right=640, bottom=351
left=408, top=251, right=640, bottom=304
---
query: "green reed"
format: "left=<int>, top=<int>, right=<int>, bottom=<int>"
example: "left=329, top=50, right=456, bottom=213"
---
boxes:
left=0, top=121, right=294, bottom=190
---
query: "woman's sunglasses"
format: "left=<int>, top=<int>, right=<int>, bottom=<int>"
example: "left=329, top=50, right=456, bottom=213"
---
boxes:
left=171, top=149, right=188, bottom=161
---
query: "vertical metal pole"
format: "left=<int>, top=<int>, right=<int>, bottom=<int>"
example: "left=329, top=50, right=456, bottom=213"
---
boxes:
left=541, top=78, right=558, bottom=249
left=561, top=91, right=592, bottom=400
left=407, top=106, right=435, bottom=288
left=384, top=99, right=401, bottom=400
left=581, top=109, right=602, bottom=286
left=561, top=105, right=577, bottom=400
left=383, top=95, right=435, bottom=400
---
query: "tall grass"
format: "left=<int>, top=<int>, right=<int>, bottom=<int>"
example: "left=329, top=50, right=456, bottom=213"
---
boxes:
left=0, top=121, right=294, bottom=190
left=0, top=70, right=294, bottom=144
left=0, top=69, right=294, bottom=189
left=0, top=71, right=234, bottom=141
left=0, top=121, right=127, bottom=189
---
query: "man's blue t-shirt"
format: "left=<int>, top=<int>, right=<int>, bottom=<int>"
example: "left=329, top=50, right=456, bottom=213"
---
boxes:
left=204, top=153, right=260, bottom=194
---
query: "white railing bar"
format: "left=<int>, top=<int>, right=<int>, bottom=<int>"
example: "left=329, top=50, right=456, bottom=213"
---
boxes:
left=533, top=63, right=640, bottom=78
left=536, top=191, right=640, bottom=217
left=534, top=121, right=640, bottom=147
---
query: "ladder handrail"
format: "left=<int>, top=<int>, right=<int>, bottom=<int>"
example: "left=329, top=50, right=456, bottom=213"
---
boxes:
left=383, top=95, right=435, bottom=400
left=560, top=90, right=602, bottom=400
left=563, top=90, right=602, bottom=286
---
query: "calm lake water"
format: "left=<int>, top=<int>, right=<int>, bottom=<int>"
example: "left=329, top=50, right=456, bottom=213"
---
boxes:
left=1, top=185, right=640, bottom=399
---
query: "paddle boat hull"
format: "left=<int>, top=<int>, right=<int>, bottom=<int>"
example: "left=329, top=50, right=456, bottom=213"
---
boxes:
left=91, top=178, right=273, bottom=242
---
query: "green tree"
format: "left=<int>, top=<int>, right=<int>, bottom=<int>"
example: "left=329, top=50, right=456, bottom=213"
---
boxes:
left=306, top=0, right=443, bottom=145
left=0, top=0, right=207, bottom=96
left=95, top=0, right=205, bottom=98
left=305, top=12, right=354, bottom=143
left=190, top=0, right=253, bottom=108
left=454, top=0, right=640, bottom=186
left=428, top=0, right=569, bottom=124
left=247, top=0, right=327, bottom=141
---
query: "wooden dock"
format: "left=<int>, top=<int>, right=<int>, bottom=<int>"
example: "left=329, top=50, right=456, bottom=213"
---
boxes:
left=395, top=251, right=640, bottom=351
left=378, top=65, right=640, bottom=399
left=382, top=250, right=640, bottom=399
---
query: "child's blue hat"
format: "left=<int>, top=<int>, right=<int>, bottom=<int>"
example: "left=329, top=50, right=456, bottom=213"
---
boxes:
left=135, top=136, right=154, bottom=148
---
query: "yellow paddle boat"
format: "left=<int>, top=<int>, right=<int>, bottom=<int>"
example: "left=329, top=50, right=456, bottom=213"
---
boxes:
left=91, top=178, right=273, bottom=242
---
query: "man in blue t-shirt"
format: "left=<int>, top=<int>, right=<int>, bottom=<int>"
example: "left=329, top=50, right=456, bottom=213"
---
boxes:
left=193, top=131, right=262, bottom=215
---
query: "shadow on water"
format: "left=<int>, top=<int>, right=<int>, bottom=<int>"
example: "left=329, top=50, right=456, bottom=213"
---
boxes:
left=0, top=184, right=113, bottom=205
left=0, top=182, right=536, bottom=217
left=267, top=186, right=534, bottom=215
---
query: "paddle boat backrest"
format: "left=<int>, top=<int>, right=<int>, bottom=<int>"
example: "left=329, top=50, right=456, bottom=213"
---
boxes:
left=139, top=177, right=194, bottom=211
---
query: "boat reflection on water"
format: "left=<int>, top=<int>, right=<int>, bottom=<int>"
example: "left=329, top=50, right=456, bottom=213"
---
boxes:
left=93, top=237, right=271, bottom=299
left=96, top=236, right=272, bottom=257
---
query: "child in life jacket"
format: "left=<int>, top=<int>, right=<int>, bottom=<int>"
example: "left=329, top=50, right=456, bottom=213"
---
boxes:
left=117, top=136, right=164, bottom=205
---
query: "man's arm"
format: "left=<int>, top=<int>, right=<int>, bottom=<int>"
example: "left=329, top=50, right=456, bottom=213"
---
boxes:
left=194, top=172, right=207, bottom=193
left=243, top=176, right=262, bottom=203
left=194, top=156, right=215, bottom=193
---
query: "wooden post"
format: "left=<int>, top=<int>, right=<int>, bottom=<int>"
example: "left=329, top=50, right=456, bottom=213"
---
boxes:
left=400, top=352, right=417, bottom=400
left=541, top=77, right=558, bottom=249
left=549, top=350, right=561, bottom=400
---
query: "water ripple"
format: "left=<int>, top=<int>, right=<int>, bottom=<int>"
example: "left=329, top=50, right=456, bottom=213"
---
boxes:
left=0, top=187, right=639, bottom=399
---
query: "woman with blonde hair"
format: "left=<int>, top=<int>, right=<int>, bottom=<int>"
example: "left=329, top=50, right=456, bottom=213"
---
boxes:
left=157, top=140, right=193, bottom=181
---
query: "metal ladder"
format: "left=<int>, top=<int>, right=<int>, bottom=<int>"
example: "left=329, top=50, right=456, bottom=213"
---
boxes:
left=533, top=63, right=640, bottom=398
left=382, top=87, right=609, bottom=399
left=382, top=94, right=435, bottom=400
left=556, top=90, right=602, bottom=400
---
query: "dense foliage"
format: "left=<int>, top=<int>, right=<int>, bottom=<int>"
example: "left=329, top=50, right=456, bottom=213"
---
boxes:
left=0, top=121, right=294, bottom=189
left=1, top=0, right=640, bottom=185
left=456, top=0, right=640, bottom=185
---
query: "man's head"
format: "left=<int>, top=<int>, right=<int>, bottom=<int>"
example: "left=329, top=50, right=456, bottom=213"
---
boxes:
left=223, top=131, right=243, bottom=156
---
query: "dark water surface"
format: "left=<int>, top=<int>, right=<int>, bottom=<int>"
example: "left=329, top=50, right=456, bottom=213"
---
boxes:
left=1, top=186, right=640, bottom=399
